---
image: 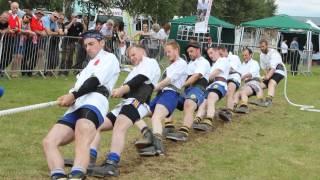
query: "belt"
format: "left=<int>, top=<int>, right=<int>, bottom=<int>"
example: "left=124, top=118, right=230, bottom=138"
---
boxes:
left=245, top=77, right=261, bottom=84
left=164, top=84, right=180, bottom=92
left=276, top=64, right=285, bottom=71
left=96, top=86, right=110, bottom=98
left=229, top=71, right=241, bottom=76
left=214, top=77, right=227, bottom=82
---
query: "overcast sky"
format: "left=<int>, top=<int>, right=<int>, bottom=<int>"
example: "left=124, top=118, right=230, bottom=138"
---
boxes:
left=275, top=0, right=320, bottom=17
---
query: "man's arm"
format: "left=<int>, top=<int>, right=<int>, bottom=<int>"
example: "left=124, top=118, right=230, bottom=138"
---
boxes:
left=154, top=77, right=171, bottom=91
left=112, top=74, right=149, bottom=98
left=58, top=76, right=100, bottom=107
left=183, top=73, right=202, bottom=88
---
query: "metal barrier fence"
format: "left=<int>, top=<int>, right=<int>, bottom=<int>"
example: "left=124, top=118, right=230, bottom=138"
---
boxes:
left=0, top=33, right=312, bottom=79
left=0, top=33, right=166, bottom=79
left=199, top=42, right=313, bottom=76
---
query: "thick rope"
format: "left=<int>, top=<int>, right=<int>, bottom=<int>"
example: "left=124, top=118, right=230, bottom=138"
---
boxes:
left=283, top=66, right=320, bottom=112
left=0, top=101, right=58, bottom=117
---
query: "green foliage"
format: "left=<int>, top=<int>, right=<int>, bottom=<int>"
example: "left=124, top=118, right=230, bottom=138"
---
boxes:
left=212, top=0, right=277, bottom=25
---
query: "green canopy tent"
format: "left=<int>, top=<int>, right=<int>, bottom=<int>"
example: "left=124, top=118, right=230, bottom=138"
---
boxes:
left=169, top=16, right=235, bottom=54
left=240, top=15, right=319, bottom=51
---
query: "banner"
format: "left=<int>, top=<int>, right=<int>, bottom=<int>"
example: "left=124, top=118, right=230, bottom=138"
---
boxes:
left=195, top=0, right=213, bottom=33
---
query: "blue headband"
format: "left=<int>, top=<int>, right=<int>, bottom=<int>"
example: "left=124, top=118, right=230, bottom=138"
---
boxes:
left=81, top=30, right=104, bottom=41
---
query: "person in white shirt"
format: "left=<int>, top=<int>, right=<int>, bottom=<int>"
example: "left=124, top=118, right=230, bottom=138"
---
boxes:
left=217, top=46, right=242, bottom=122
left=233, top=48, right=264, bottom=114
left=135, top=40, right=188, bottom=156
left=42, top=30, right=120, bottom=180
left=166, top=41, right=210, bottom=142
left=257, top=39, right=285, bottom=107
left=90, top=44, right=161, bottom=177
left=281, top=40, right=288, bottom=64
left=192, top=46, right=230, bottom=132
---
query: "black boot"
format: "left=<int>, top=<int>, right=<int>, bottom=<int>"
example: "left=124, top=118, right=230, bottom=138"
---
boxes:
left=134, top=127, right=153, bottom=149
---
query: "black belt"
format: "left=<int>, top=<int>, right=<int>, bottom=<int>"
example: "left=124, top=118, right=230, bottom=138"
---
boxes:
left=165, top=84, right=179, bottom=92
left=214, top=77, right=227, bottom=82
left=276, top=64, right=285, bottom=71
left=245, top=77, right=261, bottom=84
left=96, top=86, right=110, bottom=98
left=229, top=71, right=241, bottom=76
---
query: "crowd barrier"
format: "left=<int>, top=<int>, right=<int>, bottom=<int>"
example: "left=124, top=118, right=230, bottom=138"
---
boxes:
left=0, top=33, right=312, bottom=79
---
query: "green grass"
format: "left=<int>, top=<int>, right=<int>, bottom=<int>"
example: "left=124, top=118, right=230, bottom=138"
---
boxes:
left=0, top=67, right=320, bottom=180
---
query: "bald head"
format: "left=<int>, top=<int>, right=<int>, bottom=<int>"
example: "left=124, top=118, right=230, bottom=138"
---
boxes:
left=127, top=45, right=146, bottom=65
left=10, top=2, right=19, bottom=14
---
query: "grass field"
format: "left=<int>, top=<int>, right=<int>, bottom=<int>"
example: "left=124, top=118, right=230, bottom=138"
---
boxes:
left=0, top=67, right=320, bottom=180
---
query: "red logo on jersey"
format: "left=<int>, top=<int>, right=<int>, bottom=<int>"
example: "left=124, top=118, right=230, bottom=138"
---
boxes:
left=94, top=59, right=100, bottom=66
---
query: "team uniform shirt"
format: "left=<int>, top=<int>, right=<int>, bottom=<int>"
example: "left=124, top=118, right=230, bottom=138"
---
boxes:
left=65, top=50, right=120, bottom=121
left=227, top=54, right=242, bottom=83
left=110, top=56, right=161, bottom=120
left=240, top=59, right=260, bottom=80
left=207, top=57, right=230, bottom=91
left=240, top=59, right=262, bottom=94
left=260, top=48, right=286, bottom=76
left=186, top=56, right=210, bottom=89
left=123, top=56, right=161, bottom=102
left=162, top=58, right=188, bottom=91
left=149, top=58, right=187, bottom=116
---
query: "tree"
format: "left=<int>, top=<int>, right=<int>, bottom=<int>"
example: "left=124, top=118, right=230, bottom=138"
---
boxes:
left=211, top=0, right=277, bottom=25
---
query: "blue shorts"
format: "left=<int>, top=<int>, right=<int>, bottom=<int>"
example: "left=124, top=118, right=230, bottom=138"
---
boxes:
left=149, top=90, right=180, bottom=117
left=206, top=83, right=227, bottom=100
left=58, top=105, right=104, bottom=130
left=177, top=86, right=206, bottom=111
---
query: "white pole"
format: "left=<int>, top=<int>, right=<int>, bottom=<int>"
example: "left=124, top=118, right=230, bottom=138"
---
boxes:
left=0, top=101, right=58, bottom=117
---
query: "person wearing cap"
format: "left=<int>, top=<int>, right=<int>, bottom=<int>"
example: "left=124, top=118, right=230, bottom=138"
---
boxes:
left=42, top=30, right=120, bottom=180
left=166, top=41, right=210, bottom=142
left=192, top=46, right=230, bottom=132
left=89, top=44, right=161, bottom=177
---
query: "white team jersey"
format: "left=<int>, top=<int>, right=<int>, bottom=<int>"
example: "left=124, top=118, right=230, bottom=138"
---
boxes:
left=186, top=56, right=210, bottom=81
left=124, top=56, right=161, bottom=87
left=66, top=50, right=120, bottom=118
left=240, top=59, right=261, bottom=79
left=227, top=54, right=242, bottom=83
left=163, top=57, right=188, bottom=91
left=260, top=48, right=286, bottom=76
left=209, top=57, right=230, bottom=88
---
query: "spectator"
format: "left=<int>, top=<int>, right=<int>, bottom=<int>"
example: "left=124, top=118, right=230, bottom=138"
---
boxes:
left=116, top=21, right=127, bottom=64
left=60, top=13, right=84, bottom=76
left=0, top=11, right=10, bottom=74
left=57, top=13, right=66, bottom=35
left=24, top=9, right=46, bottom=77
left=135, top=23, right=150, bottom=43
left=0, top=11, right=9, bottom=33
left=7, top=2, right=22, bottom=76
left=94, top=21, right=102, bottom=31
left=42, top=11, right=61, bottom=75
left=280, top=39, right=288, bottom=64
left=100, top=19, right=114, bottom=52
left=289, top=37, right=300, bottom=76
left=100, top=19, right=113, bottom=38
left=11, top=13, right=35, bottom=78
